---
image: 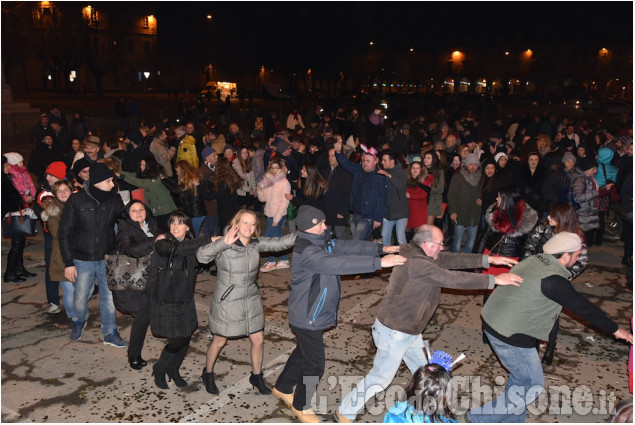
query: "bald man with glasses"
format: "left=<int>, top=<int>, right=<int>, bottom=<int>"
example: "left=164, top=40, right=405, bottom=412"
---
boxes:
left=336, top=224, right=522, bottom=423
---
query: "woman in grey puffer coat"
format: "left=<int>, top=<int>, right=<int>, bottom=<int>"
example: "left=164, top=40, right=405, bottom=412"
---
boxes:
left=196, top=209, right=296, bottom=395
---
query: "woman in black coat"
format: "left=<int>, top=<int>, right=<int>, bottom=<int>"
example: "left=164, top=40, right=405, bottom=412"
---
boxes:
left=2, top=155, right=31, bottom=282
left=149, top=210, right=209, bottom=389
left=113, top=200, right=158, bottom=370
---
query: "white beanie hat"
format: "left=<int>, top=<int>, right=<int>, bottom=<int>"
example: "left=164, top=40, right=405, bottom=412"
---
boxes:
left=4, top=152, right=23, bottom=165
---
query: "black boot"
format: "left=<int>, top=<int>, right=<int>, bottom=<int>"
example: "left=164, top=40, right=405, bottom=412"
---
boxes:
left=128, top=354, right=148, bottom=370
left=542, top=342, right=556, bottom=365
left=201, top=367, right=219, bottom=394
left=15, top=259, right=36, bottom=278
left=249, top=372, right=272, bottom=395
left=152, top=348, right=176, bottom=389
left=166, top=345, right=189, bottom=387
left=4, top=239, right=25, bottom=282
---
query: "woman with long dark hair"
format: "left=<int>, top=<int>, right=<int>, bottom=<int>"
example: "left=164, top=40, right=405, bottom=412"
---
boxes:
left=173, top=160, right=207, bottom=236
left=405, top=161, right=430, bottom=240
left=200, top=156, right=243, bottom=232
left=149, top=210, right=210, bottom=389
left=422, top=150, right=445, bottom=226
left=522, top=202, right=589, bottom=365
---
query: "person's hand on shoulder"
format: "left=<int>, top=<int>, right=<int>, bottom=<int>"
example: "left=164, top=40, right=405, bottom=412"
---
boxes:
left=380, top=254, right=407, bottom=268
left=494, top=273, right=523, bottom=286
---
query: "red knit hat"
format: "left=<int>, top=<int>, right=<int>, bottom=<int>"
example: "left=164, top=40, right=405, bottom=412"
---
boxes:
left=45, top=161, right=67, bottom=180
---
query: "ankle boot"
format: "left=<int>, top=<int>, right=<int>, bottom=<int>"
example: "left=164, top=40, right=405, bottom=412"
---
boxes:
left=201, top=367, right=219, bottom=394
left=542, top=342, right=556, bottom=365
left=4, top=272, right=26, bottom=283
left=128, top=354, right=147, bottom=370
left=152, top=348, right=176, bottom=389
left=166, top=345, right=189, bottom=387
left=249, top=372, right=272, bottom=395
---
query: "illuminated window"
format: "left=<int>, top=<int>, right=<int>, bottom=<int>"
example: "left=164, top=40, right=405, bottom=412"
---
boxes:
left=90, top=8, right=98, bottom=22
left=142, top=16, right=149, bottom=28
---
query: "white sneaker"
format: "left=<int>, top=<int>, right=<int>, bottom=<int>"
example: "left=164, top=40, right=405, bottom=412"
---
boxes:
left=259, top=261, right=277, bottom=273
left=46, top=303, right=61, bottom=314
left=276, top=260, right=290, bottom=269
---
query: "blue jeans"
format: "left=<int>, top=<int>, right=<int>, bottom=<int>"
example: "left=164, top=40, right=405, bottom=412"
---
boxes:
left=467, top=331, right=545, bottom=423
left=73, top=259, right=118, bottom=337
left=351, top=214, right=374, bottom=241
left=191, top=216, right=205, bottom=237
left=382, top=217, right=408, bottom=246
left=203, top=216, right=219, bottom=238
left=265, top=216, right=287, bottom=262
left=452, top=224, right=478, bottom=253
left=338, top=319, right=428, bottom=420
left=59, top=280, right=76, bottom=320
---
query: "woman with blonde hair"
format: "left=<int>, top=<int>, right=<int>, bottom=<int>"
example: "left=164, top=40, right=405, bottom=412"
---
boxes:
left=197, top=209, right=296, bottom=395
left=256, top=157, right=291, bottom=272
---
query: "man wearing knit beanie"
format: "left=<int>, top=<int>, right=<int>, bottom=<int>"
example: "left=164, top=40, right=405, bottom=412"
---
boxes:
left=273, top=205, right=406, bottom=422
left=468, top=231, right=633, bottom=423
left=448, top=152, right=482, bottom=253
left=58, top=159, right=126, bottom=347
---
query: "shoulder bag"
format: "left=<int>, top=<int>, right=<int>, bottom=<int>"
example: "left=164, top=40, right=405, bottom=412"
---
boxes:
left=105, top=251, right=152, bottom=291
left=2, top=209, right=37, bottom=238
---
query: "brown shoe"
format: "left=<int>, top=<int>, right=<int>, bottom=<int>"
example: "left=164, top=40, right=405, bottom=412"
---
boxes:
left=272, top=387, right=293, bottom=408
left=291, top=406, right=320, bottom=423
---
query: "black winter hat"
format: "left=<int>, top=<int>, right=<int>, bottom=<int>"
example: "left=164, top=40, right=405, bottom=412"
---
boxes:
left=89, top=162, right=114, bottom=184
left=297, top=205, right=326, bottom=232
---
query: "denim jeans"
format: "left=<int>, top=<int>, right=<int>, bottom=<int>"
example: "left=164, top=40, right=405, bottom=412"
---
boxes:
left=191, top=216, right=205, bottom=237
left=351, top=214, right=374, bottom=241
left=203, top=216, right=219, bottom=238
left=338, top=319, right=428, bottom=419
left=381, top=217, right=408, bottom=246
left=452, top=224, right=478, bottom=253
left=59, top=280, right=76, bottom=321
left=73, top=259, right=118, bottom=337
left=467, top=331, right=545, bottom=423
left=265, top=216, right=287, bottom=262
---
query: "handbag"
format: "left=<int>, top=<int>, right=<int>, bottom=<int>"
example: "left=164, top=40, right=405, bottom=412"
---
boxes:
left=131, top=187, right=146, bottom=204
left=287, top=203, right=299, bottom=221
left=105, top=251, right=152, bottom=291
left=155, top=245, right=191, bottom=303
left=2, top=209, right=37, bottom=238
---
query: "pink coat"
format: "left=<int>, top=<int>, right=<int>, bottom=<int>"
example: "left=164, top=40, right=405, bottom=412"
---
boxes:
left=257, top=175, right=290, bottom=224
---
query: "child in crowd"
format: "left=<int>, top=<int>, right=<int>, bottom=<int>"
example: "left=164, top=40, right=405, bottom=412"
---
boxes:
left=384, top=349, right=462, bottom=423
left=4, top=152, right=36, bottom=204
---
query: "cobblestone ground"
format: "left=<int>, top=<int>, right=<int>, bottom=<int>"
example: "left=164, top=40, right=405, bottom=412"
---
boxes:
left=1, top=221, right=632, bottom=423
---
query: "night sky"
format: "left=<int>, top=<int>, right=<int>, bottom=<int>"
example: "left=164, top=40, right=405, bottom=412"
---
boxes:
left=156, top=2, right=633, bottom=73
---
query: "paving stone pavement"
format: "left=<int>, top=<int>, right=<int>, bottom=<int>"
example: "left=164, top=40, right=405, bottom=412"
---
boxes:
left=1, top=225, right=632, bottom=423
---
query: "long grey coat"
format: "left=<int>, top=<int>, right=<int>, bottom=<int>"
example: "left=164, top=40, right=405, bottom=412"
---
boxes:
left=196, top=233, right=296, bottom=338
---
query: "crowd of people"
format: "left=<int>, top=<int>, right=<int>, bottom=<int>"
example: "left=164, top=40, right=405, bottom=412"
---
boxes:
left=1, top=98, right=633, bottom=423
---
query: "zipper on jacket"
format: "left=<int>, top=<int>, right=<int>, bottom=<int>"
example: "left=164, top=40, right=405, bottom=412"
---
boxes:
left=311, top=288, right=328, bottom=325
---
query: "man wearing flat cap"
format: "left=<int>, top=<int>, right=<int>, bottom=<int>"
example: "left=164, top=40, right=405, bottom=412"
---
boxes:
left=273, top=205, right=406, bottom=423
left=468, top=232, right=633, bottom=423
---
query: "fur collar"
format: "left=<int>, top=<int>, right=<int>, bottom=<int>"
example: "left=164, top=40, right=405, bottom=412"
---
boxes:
left=459, top=163, right=482, bottom=187
left=484, top=200, right=538, bottom=237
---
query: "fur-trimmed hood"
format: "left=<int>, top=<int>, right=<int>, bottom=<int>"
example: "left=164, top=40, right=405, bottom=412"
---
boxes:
left=459, top=162, right=482, bottom=187
left=41, top=198, right=64, bottom=222
left=484, top=199, right=538, bottom=237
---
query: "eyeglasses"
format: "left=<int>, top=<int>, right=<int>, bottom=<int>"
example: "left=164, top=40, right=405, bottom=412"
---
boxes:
left=427, top=240, right=445, bottom=248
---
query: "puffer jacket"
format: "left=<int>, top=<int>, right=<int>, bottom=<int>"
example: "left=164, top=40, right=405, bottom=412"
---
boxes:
left=521, top=222, right=588, bottom=279
left=58, top=182, right=124, bottom=266
left=288, top=231, right=383, bottom=330
left=476, top=200, right=538, bottom=257
left=149, top=234, right=209, bottom=338
left=196, top=232, right=296, bottom=337
left=41, top=198, right=66, bottom=282
left=567, top=167, right=599, bottom=231
left=257, top=173, right=290, bottom=224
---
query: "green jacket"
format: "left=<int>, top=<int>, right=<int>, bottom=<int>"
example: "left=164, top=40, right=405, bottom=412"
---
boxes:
left=120, top=172, right=177, bottom=217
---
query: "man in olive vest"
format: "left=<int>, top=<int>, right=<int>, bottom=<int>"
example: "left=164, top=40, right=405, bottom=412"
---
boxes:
left=468, top=232, right=633, bottom=423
